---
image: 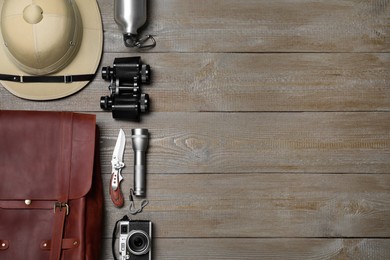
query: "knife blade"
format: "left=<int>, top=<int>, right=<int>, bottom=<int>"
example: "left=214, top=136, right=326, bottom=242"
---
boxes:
left=109, top=129, right=126, bottom=207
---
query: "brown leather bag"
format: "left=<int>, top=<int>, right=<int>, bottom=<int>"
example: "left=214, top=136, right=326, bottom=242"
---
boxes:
left=0, top=110, right=103, bottom=260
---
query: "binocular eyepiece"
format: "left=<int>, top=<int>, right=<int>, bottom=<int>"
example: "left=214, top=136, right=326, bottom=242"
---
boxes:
left=100, top=57, right=151, bottom=121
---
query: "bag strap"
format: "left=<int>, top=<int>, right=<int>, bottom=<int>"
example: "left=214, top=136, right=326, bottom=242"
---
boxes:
left=50, top=113, right=74, bottom=260
left=0, top=73, right=95, bottom=83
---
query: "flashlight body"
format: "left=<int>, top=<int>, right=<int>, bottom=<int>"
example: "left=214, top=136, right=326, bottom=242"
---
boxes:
left=114, top=0, right=147, bottom=36
left=131, top=128, right=149, bottom=197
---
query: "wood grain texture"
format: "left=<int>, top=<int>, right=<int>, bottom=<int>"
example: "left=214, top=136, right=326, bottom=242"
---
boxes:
left=101, top=238, right=390, bottom=260
left=99, top=0, right=390, bottom=53
left=97, top=112, right=390, bottom=174
left=102, top=174, right=390, bottom=238
left=1, top=53, right=388, bottom=112
left=0, top=0, right=389, bottom=259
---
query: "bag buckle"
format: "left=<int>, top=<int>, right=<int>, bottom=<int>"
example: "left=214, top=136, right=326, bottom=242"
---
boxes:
left=54, top=202, right=69, bottom=215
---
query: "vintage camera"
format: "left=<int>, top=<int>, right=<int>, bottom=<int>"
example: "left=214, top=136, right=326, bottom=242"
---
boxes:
left=100, top=57, right=151, bottom=121
left=119, top=220, right=152, bottom=260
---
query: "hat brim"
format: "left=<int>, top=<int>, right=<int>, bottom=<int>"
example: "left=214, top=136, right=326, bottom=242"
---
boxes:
left=0, top=0, right=103, bottom=100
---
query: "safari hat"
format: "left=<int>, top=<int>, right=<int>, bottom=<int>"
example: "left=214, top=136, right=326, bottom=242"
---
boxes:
left=0, top=0, right=103, bottom=100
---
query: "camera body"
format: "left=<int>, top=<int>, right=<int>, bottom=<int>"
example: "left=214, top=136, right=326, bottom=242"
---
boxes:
left=100, top=57, right=151, bottom=121
left=119, top=220, right=152, bottom=260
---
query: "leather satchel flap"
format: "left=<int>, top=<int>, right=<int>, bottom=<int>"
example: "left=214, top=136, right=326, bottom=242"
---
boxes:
left=0, top=111, right=96, bottom=201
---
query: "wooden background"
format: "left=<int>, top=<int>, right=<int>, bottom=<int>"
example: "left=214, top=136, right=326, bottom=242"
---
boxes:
left=1, top=0, right=390, bottom=259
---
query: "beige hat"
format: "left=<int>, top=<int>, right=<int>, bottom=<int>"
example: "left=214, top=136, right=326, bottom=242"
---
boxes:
left=0, top=0, right=103, bottom=100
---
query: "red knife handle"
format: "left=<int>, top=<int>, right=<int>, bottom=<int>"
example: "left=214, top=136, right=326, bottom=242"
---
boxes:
left=109, top=173, right=124, bottom=208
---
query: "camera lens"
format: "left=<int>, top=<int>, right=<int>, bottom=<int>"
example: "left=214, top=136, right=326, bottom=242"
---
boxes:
left=127, top=230, right=150, bottom=255
left=133, top=237, right=144, bottom=248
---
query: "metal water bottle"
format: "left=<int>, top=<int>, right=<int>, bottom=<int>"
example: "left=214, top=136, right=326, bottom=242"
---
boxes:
left=114, top=0, right=154, bottom=48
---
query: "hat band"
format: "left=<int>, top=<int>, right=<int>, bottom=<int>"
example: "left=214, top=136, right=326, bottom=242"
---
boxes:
left=0, top=73, right=95, bottom=83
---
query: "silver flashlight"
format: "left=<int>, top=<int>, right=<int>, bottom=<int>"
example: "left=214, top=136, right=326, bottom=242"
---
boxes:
left=131, top=128, right=149, bottom=197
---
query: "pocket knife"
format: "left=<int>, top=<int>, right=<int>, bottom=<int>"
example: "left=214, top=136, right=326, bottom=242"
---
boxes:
left=110, top=129, right=126, bottom=207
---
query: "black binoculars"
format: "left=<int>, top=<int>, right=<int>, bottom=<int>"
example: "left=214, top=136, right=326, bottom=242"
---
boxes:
left=100, top=57, right=151, bottom=121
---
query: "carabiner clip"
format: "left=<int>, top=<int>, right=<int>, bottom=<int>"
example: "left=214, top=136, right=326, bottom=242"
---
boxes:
left=134, top=35, right=156, bottom=49
left=124, top=34, right=156, bottom=49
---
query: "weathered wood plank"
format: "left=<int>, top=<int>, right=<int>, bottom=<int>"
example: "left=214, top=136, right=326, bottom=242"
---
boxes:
left=99, top=0, right=390, bottom=52
left=101, top=238, right=390, bottom=260
left=102, top=174, right=390, bottom=238
left=97, top=112, right=390, bottom=174
left=1, top=53, right=388, bottom=112
left=0, top=1, right=389, bottom=259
